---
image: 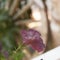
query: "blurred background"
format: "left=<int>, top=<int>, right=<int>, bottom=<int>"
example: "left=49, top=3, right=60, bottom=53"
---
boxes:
left=0, top=0, right=60, bottom=60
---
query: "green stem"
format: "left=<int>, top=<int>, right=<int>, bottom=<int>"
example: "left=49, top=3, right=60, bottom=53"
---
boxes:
left=13, top=43, right=24, bottom=54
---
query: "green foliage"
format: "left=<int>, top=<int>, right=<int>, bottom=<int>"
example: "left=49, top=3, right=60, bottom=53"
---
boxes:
left=12, top=51, right=24, bottom=60
left=0, top=0, right=28, bottom=60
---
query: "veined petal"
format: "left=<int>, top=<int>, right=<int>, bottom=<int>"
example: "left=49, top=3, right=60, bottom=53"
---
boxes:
left=20, top=29, right=45, bottom=52
left=30, top=39, right=45, bottom=52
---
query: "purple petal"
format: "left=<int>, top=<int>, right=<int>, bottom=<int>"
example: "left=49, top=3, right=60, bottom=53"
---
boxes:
left=29, top=29, right=41, bottom=36
left=20, top=30, right=29, bottom=44
left=20, top=29, right=41, bottom=44
left=3, top=51, right=9, bottom=58
left=20, top=29, right=33, bottom=44
left=20, top=29, right=45, bottom=52
left=30, top=39, right=45, bottom=52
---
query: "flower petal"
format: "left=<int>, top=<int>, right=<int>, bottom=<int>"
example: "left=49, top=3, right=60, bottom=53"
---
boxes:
left=3, top=51, right=9, bottom=58
left=21, top=29, right=41, bottom=44
left=20, top=29, right=45, bottom=52
left=30, top=39, right=45, bottom=52
left=20, top=30, right=29, bottom=44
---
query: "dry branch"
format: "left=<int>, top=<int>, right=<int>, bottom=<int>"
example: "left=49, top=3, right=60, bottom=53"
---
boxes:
left=9, top=0, right=20, bottom=15
left=15, top=19, right=38, bottom=25
left=13, top=1, right=33, bottom=20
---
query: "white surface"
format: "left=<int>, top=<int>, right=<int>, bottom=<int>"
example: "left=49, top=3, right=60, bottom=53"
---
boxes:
left=31, top=46, right=60, bottom=60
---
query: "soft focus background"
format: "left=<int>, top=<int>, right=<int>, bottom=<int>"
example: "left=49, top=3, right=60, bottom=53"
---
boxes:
left=0, top=0, right=60, bottom=60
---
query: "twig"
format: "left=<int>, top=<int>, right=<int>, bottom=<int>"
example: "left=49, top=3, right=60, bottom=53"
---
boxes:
left=13, top=1, right=33, bottom=20
left=15, top=44, right=24, bottom=53
left=15, top=19, right=38, bottom=25
left=9, top=0, right=20, bottom=15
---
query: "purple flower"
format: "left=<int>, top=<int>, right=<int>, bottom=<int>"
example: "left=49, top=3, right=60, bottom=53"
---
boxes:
left=3, top=51, right=9, bottom=58
left=20, top=29, right=45, bottom=52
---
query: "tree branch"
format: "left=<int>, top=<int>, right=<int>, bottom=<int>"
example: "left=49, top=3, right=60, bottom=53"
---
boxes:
left=15, top=19, right=38, bottom=25
left=13, top=1, right=33, bottom=20
left=9, top=0, right=20, bottom=15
